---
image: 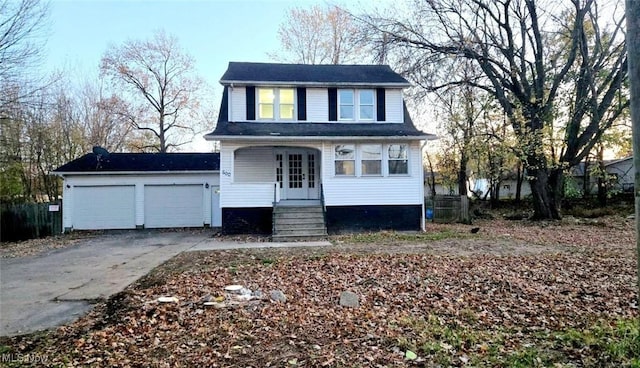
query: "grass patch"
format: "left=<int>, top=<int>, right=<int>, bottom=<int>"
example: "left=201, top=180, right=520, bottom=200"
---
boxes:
left=333, top=229, right=464, bottom=244
left=389, top=315, right=640, bottom=367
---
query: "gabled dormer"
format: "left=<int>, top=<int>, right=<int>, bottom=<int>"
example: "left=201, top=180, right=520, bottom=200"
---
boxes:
left=218, top=62, right=411, bottom=124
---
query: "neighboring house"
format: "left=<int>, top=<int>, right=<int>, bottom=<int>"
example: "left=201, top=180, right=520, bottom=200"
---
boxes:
left=424, top=171, right=532, bottom=200
left=605, top=156, right=634, bottom=193
left=204, top=62, right=435, bottom=237
left=423, top=171, right=465, bottom=196
left=53, top=152, right=220, bottom=231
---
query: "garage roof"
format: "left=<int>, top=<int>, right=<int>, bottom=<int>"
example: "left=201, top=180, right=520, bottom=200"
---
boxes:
left=53, top=152, right=220, bottom=173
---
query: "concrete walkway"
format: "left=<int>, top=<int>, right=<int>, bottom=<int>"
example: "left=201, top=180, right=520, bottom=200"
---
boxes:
left=0, top=232, right=330, bottom=337
left=189, top=240, right=330, bottom=251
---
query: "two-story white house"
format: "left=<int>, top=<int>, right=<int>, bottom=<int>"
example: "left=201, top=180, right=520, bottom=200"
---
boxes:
left=205, top=62, right=434, bottom=238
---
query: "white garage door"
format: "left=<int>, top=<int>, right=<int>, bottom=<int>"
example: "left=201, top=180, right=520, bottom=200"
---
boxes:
left=144, top=185, right=204, bottom=228
left=73, top=185, right=136, bottom=230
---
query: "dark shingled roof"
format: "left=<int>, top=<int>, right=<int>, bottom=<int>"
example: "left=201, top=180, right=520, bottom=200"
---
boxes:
left=220, top=62, right=411, bottom=86
left=53, top=153, right=220, bottom=173
left=205, top=87, right=433, bottom=139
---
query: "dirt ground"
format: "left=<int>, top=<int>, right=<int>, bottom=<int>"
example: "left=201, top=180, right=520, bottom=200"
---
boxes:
left=1, top=216, right=638, bottom=367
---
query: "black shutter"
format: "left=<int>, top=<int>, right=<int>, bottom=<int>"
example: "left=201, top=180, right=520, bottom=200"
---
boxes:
left=328, top=88, right=337, bottom=121
left=376, top=88, right=386, bottom=121
left=297, top=87, right=307, bottom=121
left=246, top=86, right=255, bottom=120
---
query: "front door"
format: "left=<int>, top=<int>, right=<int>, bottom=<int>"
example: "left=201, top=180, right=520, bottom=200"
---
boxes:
left=277, top=150, right=318, bottom=200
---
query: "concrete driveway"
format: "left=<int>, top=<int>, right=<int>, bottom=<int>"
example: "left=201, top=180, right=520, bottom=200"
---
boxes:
left=0, top=231, right=330, bottom=337
left=0, top=231, right=208, bottom=337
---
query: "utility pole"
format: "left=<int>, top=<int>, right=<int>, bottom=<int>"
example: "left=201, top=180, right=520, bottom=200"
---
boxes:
left=626, top=0, right=640, bottom=308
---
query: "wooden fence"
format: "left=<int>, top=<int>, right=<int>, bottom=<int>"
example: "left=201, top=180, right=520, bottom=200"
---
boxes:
left=425, top=195, right=470, bottom=223
left=1, top=201, right=63, bottom=242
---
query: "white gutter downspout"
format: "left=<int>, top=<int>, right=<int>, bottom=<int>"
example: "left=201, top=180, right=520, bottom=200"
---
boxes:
left=420, top=140, right=428, bottom=232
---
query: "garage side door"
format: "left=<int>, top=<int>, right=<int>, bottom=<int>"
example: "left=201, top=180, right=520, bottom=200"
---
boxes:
left=73, top=186, right=136, bottom=230
left=144, top=185, right=204, bottom=228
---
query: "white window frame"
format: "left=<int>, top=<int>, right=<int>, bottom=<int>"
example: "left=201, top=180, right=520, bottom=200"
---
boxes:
left=360, top=144, right=382, bottom=176
left=257, top=87, right=296, bottom=121
left=338, top=89, right=355, bottom=121
left=358, top=90, right=375, bottom=121
left=387, top=144, right=409, bottom=176
left=334, top=144, right=356, bottom=176
left=334, top=144, right=411, bottom=177
left=338, top=89, right=377, bottom=122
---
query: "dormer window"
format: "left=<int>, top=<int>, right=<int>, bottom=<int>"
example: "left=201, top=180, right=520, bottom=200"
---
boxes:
left=359, top=90, right=374, bottom=120
left=257, top=87, right=295, bottom=120
left=338, top=90, right=354, bottom=120
left=338, top=89, right=375, bottom=121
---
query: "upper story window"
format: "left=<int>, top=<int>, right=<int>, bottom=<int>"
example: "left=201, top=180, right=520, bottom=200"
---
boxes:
left=338, top=89, right=375, bottom=121
left=359, top=90, right=374, bottom=120
left=279, top=89, right=295, bottom=119
left=258, top=88, right=295, bottom=120
left=338, top=90, right=354, bottom=120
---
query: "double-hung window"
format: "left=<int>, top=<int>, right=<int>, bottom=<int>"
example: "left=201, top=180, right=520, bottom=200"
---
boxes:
left=257, top=87, right=295, bottom=120
left=359, top=90, right=375, bottom=120
left=338, top=89, right=375, bottom=121
left=258, top=88, right=274, bottom=119
left=338, top=90, right=354, bottom=120
left=279, top=89, right=295, bottom=119
left=388, top=144, right=409, bottom=175
left=361, top=144, right=382, bottom=175
left=334, top=144, right=355, bottom=176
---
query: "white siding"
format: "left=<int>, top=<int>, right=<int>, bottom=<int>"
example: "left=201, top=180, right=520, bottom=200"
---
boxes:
left=307, top=88, right=328, bottom=121
left=607, top=159, right=634, bottom=186
left=385, top=89, right=404, bottom=123
left=219, top=141, right=323, bottom=208
left=230, top=86, right=246, bottom=121
left=219, top=140, right=423, bottom=208
left=61, top=173, right=219, bottom=230
left=321, top=141, right=423, bottom=206
left=234, top=147, right=274, bottom=182
left=226, top=86, right=405, bottom=123
left=225, top=183, right=278, bottom=207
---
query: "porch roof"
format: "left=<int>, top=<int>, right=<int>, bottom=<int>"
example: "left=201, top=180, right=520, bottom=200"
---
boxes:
left=205, top=122, right=434, bottom=140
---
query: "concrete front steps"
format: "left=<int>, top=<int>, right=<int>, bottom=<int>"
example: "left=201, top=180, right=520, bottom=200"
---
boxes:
left=272, top=204, right=328, bottom=242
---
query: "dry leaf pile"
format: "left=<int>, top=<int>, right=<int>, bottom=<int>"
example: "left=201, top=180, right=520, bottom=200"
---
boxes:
left=2, top=217, right=639, bottom=367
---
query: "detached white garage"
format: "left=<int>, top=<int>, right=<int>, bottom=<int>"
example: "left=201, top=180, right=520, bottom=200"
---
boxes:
left=53, top=151, right=220, bottom=231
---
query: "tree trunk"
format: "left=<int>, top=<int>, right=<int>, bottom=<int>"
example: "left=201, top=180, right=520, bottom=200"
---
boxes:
left=425, top=152, right=437, bottom=197
left=491, top=180, right=501, bottom=208
left=458, top=151, right=468, bottom=196
left=528, top=167, right=562, bottom=220
left=582, top=158, right=590, bottom=198
left=515, top=161, right=523, bottom=203
left=596, top=147, right=607, bottom=206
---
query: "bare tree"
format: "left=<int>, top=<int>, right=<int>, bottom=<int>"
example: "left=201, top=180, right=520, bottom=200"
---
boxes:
left=271, top=4, right=369, bottom=64
left=100, top=30, right=205, bottom=152
left=0, top=0, right=49, bottom=111
left=363, top=0, right=628, bottom=219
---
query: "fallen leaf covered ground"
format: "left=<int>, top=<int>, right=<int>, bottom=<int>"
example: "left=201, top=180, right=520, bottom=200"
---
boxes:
left=1, top=217, right=638, bottom=367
